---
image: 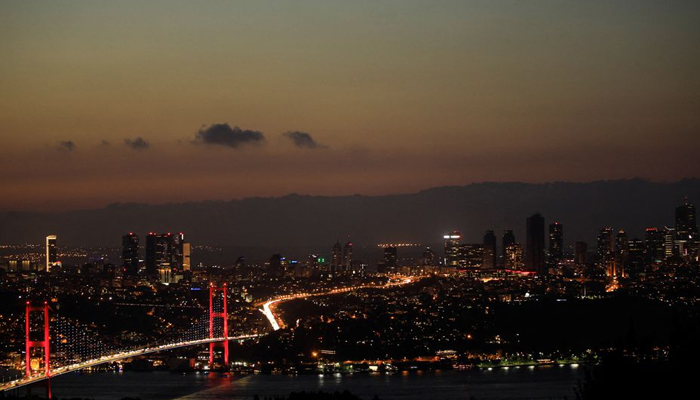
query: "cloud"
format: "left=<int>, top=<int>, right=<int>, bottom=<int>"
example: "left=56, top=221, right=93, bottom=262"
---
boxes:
left=194, top=123, right=265, bottom=148
left=57, top=140, right=76, bottom=151
left=124, top=137, right=150, bottom=150
left=283, top=131, right=327, bottom=149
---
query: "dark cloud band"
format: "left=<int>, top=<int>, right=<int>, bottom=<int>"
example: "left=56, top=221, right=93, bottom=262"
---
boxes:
left=195, top=123, right=265, bottom=148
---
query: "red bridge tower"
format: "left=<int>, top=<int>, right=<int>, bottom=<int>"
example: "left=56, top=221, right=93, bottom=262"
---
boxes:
left=209, top=284, right=229, bottom=367
left=25, top=301, right=50, bottom=378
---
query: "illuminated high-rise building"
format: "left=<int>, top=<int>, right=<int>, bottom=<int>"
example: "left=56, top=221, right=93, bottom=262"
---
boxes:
left=525, top=213, right=545, bottom=274
left=182, top=242, right=191, bottom=271
left=614, top=229, right=629, bottom=278
left=331, top=241, right=342, bottom=272
left=45, top=235, right=57, bottom=272
left=502, top=230, right=515, bottom=266
left=145, top=232, right=188, bottom=275
left=676, top=200, right=698, bottom=240
left=505, top=243, right=524, bottom=270
left=597, top=228, right=614, bottom=264
left=342, top=241, right=353, bottom=272
left=482, top=230, right=496, bottom=270
left=122, top=233, right=139, bottom=277
left=663, top=227, right=676, bottom=259
left=443, top=231, right=461, bottom=267
left=548, top=222, right=563, bottom=265
left=459, top=243, right=484, bottom=269
left=675, top=200, right=698, bottom=258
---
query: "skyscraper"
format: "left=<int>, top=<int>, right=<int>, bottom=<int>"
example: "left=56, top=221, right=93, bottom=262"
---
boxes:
left=482, top=230, right=497, bottom=270
left=505, top=243, right=524, bottom=270
left=443, top=231, right=461, bottom=267
left=383, top=246, right=397, bottom=268
left=644, top=227, right=665, bottom=264
left=663, top=227, right=676, bottom=259
left=675, top=200, right=698, bottom=240
left=502, top=230, right=515, bottom=266
left=548, top=222, right=563, bottom=265
left=597, top=228, right=614, bottom=264
left=675, top=200, right=698, bottom=258
left=342, top=241, right=353, bottom=272
left=331, top=241, right=342, bottom=272
left=525, top=213, right=545, bottom=274
left=459, top=244, right=484, bottom=269
left=45, top=235, right=57, bottom=272
left=145, top=232, right=189, bottom=276
left=146, top=232, right=158, bottom=273
left=628, top=238, right=645, bottom=279
left=182, top=242, right=191, bottom=271
left=614, top=229, right=629, bottom=278
left=122, top=233, right=139, bottom=277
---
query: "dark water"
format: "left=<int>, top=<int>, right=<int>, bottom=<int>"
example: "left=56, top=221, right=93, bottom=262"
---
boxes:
left=22, top=365, right=584, bottom=400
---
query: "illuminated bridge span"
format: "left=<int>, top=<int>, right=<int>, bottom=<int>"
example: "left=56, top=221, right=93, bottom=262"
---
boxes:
left=0, top=284, right=259, bottom=392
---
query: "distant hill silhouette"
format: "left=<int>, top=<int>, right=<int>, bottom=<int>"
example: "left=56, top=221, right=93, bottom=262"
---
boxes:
left=1, top=179, right=698, bottom=260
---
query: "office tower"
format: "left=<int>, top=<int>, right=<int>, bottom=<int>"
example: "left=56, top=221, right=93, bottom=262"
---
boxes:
left=575, top=241, right=587, bottom=265
left=505, top=243, right=524, bottom=270
left=331, top=241, right=342, bottom=272
left=482, top=230, right=497, bottom=270
left=675, top=200, right=698, bottom=258
left=502, top=230, right=515, bottom=265
left=663, top=227, right=676, bottom=259
left=597, top=227, right=614, bottom=264
left=146, top=233, right=158, bottom=273
left=443, top=231, right=461, bottom=267
left=170, top=232, right=185, bottom=271
left=342, top=241, right=353, bottom=272
left=614, top=229, right=629, bottom=278
left=383, top=246, right=397, bottom=267
left=644, top=228, right=665, bottom=264
left=45, top=235, right=57, bottom=272
left=526, top=213, right=545, bottom=274
left=122, top=233, right=139, bottom=277
left=182, top=242, right=191, bottom=271
left=675, top=200, right=698, bottom=240
left=459, top=244, right=484, bottom=269
left=628, top=238, right=645, bottom=279
left=422, top=247, right=435, bottom=266
left=145, top=232, right=184, bottom=275
left=548, top=222, right=563, bottom=265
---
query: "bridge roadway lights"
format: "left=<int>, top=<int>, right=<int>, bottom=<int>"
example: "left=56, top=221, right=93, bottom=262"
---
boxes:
left=209, top=284, right=229, bottom=367
left=25, top=301, right=50, bottom=378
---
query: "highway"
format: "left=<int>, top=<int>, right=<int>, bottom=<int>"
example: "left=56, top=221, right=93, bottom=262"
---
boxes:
left=259, top=275, right=423, bottom=331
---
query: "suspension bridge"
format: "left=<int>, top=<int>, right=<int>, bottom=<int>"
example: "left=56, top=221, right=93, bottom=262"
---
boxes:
left=1, top=284, right=259, bottom=392
left=1, top=275, right=422, bottom=393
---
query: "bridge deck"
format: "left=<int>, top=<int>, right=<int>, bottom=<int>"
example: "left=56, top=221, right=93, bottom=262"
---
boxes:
left=0, top=335, right=259, bottom=392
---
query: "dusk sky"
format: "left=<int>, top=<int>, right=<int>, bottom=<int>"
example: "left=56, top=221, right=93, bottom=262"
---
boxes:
left=1, top=1, right=699, bottom=212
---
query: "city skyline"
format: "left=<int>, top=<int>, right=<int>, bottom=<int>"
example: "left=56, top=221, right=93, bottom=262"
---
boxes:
left=2, top=2, right=699, bottom=398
